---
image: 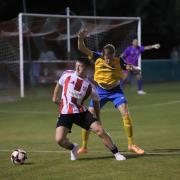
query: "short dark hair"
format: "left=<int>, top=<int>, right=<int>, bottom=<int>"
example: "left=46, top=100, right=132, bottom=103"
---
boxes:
left=76, top=57, right=91, bottom=66
left=102, top=44, right=115, bottom=55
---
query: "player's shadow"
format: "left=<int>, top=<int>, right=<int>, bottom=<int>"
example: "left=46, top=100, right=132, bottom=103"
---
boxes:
left=78, top=148, right=180, bottom=161
left=144, top=148, right=180, bottom=157
left=79, top=154, right=142, bottom=161
left=152, top=148, right=180, bottom=153
left=24, top=162, right=35, bottom=165
left=79, top=155, right=114, bottom=161
left=125, top=153, right=144, bottom=159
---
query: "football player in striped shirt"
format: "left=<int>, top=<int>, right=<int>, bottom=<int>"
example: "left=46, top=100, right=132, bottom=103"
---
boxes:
left=52, top=58, right=126, bottom=161
left=77, top=30, right=145, bottom=155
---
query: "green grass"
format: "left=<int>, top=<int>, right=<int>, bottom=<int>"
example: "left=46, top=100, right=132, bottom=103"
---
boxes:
left=0, top=82, right=180, bottom=180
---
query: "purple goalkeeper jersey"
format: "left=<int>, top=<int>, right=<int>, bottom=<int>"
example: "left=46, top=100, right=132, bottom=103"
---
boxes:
left=123, top=45, right=145, bottom=66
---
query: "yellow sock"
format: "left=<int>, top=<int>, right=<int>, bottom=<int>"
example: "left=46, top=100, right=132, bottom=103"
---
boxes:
left=122, top=115, right=134, bottom=146
left=82, top=129, right=89, bottom=148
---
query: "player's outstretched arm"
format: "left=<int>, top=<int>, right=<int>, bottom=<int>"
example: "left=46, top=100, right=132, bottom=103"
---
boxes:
left=78, top=29, right=93, bottom=57
left=52, top=83, right=62, bottom=105
left=144, top=43, right=160, bottom=50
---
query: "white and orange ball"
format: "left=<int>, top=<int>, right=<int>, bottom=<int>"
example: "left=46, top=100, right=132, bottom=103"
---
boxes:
left=11, top=149, right=27, bottom=165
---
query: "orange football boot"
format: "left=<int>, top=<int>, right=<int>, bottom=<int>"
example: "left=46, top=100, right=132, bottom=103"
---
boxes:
left=77, top=147, right=88, bottom=154
left=128, top=144, right=145, bottom=155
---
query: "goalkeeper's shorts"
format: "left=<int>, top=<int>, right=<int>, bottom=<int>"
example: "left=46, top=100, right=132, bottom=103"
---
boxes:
left=89, top=85, right=127, bottom=109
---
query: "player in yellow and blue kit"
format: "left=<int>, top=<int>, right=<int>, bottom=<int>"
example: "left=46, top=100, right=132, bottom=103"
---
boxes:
left=77, top=29, right=145, bottom=155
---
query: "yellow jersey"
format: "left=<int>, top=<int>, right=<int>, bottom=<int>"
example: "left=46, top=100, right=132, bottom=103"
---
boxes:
left=89, top=52, right=127, bottom=88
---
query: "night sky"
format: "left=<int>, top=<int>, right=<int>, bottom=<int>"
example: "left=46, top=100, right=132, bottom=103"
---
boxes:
left=1, top=0, right=180, bottom=58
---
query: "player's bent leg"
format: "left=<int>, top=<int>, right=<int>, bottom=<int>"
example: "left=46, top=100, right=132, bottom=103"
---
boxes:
left=90, top=121, right=113, bottom=148
left=56, top=126, right=79, bottom=160
left=56, top=126, right=71, bottom=148
left=117, top=103, right=144, bottom=155
left=90, top=121, right=126, bottom=161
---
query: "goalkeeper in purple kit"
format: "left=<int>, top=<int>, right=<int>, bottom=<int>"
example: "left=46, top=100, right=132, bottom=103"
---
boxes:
left=121, top=38, right=160, bottom=94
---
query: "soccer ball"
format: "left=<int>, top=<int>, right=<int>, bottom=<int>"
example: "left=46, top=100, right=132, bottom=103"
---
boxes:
left=11, top=149, right=27, bottom=165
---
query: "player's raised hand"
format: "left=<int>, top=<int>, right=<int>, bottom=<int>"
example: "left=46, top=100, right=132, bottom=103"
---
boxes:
left=152, top=43, right=160, bottom=49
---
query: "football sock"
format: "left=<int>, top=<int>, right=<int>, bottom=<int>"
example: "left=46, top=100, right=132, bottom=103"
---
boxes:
left=82, top=129, right=89, bottom=148
left=122, top=115, right=134, bottom=146
left=110, top=144, right=119, bottom=154
left=66, top=143, right=74, bottom=150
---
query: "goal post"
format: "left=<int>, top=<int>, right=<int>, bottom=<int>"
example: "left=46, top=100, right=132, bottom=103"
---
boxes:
left=1, top=12, right=141, bottom=98
left=18, top=13, right=24, bottom=98
left=137, top=18, right=142, bottom=69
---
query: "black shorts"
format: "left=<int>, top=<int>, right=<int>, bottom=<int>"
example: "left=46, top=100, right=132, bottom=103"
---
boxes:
left=56, top=111, right=98, bottom=131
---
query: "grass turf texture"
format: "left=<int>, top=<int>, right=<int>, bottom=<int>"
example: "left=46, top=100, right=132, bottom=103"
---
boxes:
left=0, top=82, right=180, bottom=180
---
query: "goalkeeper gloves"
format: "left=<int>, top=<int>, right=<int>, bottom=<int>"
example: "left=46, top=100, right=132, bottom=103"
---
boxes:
left=152, top=43, right=160, bottom=49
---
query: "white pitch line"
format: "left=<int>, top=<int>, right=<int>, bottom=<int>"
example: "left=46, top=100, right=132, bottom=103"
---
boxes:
left=130, top=99, right=180, bottom=110
left=0, top=99, right=180, bottom=114
left=0, top=110, right=56, bottom=114
left=0, top=149, right=180, bottom=155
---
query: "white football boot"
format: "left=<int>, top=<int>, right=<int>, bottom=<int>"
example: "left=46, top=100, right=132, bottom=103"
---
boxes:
left=137, top=90, right=146, bottom=95
left=114, top=152, right=126, bottom=161
left=70, top=143, right=79, bottom=161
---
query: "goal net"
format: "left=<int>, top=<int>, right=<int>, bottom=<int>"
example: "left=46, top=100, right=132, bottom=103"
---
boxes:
left=0, top=18, right=20, bottom=101
left=0, top=13, right=141, bottom=99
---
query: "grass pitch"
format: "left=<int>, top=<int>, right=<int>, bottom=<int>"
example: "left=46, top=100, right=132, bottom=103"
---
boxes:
left=0, top=82, right=180, bottom=180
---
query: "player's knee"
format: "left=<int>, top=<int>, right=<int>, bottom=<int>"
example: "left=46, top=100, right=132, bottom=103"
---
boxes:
left=121, top=110, right=129, bottom=117
left=55, top=136, right=64, bottom=146
left=95, top=126, right=105, bottom=137
left=125, top=112, right=130, bottom=117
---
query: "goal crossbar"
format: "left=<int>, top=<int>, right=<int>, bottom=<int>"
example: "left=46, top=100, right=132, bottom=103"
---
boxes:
left=19, top=13, right=140, bottom=21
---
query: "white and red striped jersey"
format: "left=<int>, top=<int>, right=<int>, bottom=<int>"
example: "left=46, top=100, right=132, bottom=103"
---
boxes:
left=58, top=70, right=99, bottom=114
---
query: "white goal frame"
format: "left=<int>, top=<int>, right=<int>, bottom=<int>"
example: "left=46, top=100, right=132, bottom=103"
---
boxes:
left=18, top=12, right=141, bottom=98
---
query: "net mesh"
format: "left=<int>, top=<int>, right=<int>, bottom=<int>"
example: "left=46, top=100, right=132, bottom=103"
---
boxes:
left=0, top=18, right=20, bottom=100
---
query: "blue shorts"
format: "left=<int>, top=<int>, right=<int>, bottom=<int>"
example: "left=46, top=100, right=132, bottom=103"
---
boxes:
left=89, top=85, right=127, bottom=109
